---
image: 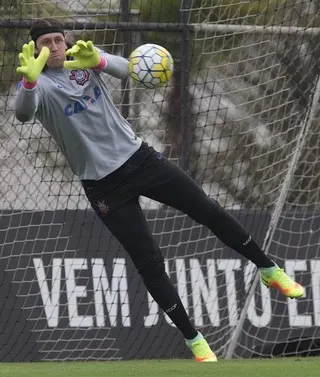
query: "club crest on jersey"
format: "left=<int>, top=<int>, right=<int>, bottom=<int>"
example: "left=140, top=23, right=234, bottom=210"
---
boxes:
left=95, top=200, right=109, bottom=216
left=70, top=70, right=90, bottom=86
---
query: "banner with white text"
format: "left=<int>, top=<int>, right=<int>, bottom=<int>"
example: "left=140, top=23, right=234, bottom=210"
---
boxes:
left=0, top=209, right=319, bottom=361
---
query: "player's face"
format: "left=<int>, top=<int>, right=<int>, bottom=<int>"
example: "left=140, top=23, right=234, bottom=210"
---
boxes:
left=36, top=32, right=67, bottom=68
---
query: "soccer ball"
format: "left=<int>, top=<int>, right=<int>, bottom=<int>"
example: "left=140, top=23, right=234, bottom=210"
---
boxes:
left=128, top=43, right=174, bottom=89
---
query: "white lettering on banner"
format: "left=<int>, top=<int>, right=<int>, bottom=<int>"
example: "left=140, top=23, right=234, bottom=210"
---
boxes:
left=33, top=258, right=62, bottom=327
left=34, top=257, right=130, bottom=328
left=163, top=259, right=176, bottom=327
left=286, top=260, right=312, bottom=327
left=244, top=263, right=272, bottom=327
left=175, top=259, right=189, bottom=314
left=190, top=259, right=220, bottom=326
left=143, top=292, right=160, bottom=327
left=92, top=258, right=131, bottom=327
left=311, top=260, right=320, bottom=326
left=217, top=259, right=241, bottom=326
left=33, top=257, right=320, bottom=329
left=64, top=258, right=93, bottom=327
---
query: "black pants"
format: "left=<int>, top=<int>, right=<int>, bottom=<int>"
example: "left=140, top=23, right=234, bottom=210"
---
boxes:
left=82, top=142, right=272, bottom=338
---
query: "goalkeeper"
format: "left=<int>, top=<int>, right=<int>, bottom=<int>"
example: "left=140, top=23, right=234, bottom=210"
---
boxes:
left=15, top=18, right=304, bottom=363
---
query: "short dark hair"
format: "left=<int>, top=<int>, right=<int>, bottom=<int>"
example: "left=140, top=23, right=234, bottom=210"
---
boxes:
left=30, top=18, right=65, bottom=45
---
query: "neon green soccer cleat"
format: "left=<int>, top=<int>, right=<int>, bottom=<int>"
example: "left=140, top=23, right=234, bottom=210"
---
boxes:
left=260, top=266, right=304, bottom=299
left=186, top=337, right=217, bottom=363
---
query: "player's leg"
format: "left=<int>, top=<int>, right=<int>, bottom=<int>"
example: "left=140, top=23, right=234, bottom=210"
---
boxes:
left=142, top=157, right=273, bottom=267
left=142, top=157, right=304, bottom=299
left=88, top=196, right=217, bottom=362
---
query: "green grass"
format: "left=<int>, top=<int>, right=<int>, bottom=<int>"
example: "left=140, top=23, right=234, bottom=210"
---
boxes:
left=0, top=358, right=319, bottom=377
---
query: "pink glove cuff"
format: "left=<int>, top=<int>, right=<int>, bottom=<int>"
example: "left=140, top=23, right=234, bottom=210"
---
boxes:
left=93, top=56, right=107, bottom=71
left=22, top=77, right=37, bottom=89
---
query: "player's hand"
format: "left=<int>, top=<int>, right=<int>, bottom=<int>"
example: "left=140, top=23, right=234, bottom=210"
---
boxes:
left=64, top=40, right=101, bottom=70
left=16, top=41, right=50, bottom=83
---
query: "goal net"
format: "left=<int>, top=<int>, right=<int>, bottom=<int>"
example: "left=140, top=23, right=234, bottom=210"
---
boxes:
left=0, top=0, right=319, bottom=361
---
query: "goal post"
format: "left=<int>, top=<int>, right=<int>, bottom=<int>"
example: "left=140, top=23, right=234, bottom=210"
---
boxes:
left=0, top=0, right=320, bottom=361
left=225, top=71, right=320, bottom=358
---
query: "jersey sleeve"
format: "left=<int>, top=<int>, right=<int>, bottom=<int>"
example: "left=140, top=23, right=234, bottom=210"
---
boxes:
left=15, top=80, right=41, bottom=123
left=94, top=47, right=129, bottom=79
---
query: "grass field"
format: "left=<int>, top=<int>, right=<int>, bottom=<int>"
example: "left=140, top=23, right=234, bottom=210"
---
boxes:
left=0, top=358, right=319, bottom=377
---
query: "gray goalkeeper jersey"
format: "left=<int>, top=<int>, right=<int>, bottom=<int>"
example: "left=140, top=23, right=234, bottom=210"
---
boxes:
left=14, top=52, right=142, bottom=180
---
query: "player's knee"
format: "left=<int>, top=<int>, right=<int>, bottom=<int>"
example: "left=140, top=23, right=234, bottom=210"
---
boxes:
left=138, top=254, right=165, bottom=284
left=188, top=196, right=223, bottom=225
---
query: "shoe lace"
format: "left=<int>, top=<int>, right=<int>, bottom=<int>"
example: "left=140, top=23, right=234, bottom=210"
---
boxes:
left=272, top=269, right=295, bottom=288
left=192, top=340, right=212, bottom=358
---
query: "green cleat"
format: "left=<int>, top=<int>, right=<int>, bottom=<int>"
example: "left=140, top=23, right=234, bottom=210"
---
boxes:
left=186, top=336, right=217, bottom=363
left=260, top=266, right=304, bottom=299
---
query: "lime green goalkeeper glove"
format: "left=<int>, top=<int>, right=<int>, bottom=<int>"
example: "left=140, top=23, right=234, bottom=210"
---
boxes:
left=16, top=41, right=50, bottom=83
left=63, top=40, right=101, bottom=70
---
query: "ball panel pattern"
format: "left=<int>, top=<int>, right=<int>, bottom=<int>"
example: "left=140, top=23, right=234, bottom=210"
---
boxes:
left=129, top=43, right=174, bottom=89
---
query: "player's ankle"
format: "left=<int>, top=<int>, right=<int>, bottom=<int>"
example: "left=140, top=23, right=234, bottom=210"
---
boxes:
left=260, top=260, right=278, bottom=270
left=185, top=331, right=203, bottom=347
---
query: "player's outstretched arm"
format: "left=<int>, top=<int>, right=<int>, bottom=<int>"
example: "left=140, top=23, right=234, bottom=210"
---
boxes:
left=64, top=40, right=129, bottom=79
left=15, top=41, right=49, bottom=123
left=98, top=51, right=129, bottom=79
